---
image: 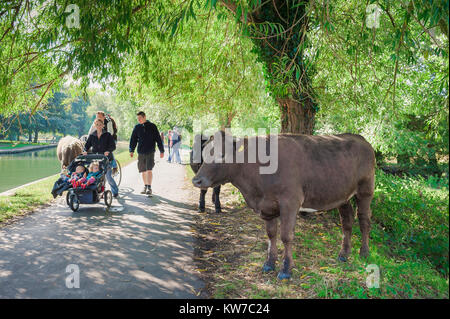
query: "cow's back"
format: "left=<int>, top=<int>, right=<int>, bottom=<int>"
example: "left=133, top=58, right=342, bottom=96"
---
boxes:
left=254, top=133, right=375, bottom=211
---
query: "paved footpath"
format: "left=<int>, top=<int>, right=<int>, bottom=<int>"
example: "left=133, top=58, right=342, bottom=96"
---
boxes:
left=0, top=154, right=203, bottom=298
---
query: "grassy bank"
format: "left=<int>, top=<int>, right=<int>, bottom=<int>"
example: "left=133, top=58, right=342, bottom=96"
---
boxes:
left=0, top=150, right=136, bottom=224
left=190, top=167, right=449, bottom=298
left=0, top=140, right=50, bottom=149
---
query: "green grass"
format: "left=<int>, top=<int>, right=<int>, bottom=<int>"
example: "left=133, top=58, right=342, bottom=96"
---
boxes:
left=0, top=140, right=49, bottom=149
left=372, top=170, right=449, bottom=276
left=114, top=149, right=137, bottom=168
left=0, top=150, right=136, bottom=223
left=0, top=174, right=59, bottom=222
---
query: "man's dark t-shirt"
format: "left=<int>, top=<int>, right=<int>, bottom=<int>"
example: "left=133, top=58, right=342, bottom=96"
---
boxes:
left=129, top=120, right=165, bottom=154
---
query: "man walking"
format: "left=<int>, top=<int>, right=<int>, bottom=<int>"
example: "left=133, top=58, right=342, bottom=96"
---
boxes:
left=167, top=130, right=172, bottom=163
left=129, top=111, right=164, bottom=196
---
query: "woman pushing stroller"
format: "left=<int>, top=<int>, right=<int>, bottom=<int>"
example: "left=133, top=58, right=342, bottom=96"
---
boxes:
left=82, top=118, right=119, bottom=198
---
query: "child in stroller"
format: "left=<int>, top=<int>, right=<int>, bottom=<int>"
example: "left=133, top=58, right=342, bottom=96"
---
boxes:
left=51, top=154, right=113, bottom=211
left=71, top=161, right=102, bottom=190
left=51, top=165, right=87, bottom=198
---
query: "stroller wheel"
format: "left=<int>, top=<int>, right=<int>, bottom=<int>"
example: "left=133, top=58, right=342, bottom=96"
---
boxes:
left=104, top=190, right=112, bottom=207
left=66, top=191, right=70, bottom=206
left=69, top=193, right=80, bottom=212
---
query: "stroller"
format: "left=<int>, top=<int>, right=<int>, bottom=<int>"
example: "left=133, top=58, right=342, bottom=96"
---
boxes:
left=65, top=154, right=113, bottom=212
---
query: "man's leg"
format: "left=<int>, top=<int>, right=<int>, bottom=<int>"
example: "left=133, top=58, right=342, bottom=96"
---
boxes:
left=145, top=170, right=153, bottom=196
left=167, top=146, right=172, bottom=162
left=176, top=146, right=181, bottom=164
left=146, top=152, right=155, bottom=196
left=140, top=171, right=148, bottom=194
left=138, top=153, right=148, bottom=194
left=141, top=171, right=148, bottom=184
left=146, top=170, right=153, bottom=185
left=173, top=143, right=181, bottom=164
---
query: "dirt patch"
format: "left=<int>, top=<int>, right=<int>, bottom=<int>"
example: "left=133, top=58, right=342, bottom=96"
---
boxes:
left=189, top=182, right=351, bottom=298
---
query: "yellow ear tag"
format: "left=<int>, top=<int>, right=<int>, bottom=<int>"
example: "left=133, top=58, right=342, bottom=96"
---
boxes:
left=238, top=144, right=244, bottom=153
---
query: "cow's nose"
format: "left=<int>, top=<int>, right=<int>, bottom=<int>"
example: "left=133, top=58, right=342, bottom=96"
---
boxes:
left=192, top=177, right=202, bottom=188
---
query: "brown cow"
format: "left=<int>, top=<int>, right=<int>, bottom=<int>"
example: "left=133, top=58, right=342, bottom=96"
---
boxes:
left=56, top=136, right=84, bottom=169
left=192, top=131, right=375, bottom=280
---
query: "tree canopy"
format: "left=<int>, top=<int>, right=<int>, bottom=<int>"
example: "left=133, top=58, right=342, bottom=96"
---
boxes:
left=0, top=0, right=448, bottom=174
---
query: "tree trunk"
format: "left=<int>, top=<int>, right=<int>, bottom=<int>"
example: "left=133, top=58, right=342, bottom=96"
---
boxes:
left=243, top=1, right=316, bottom=135
left=219, top=111, right=235, bottom=131
left=277, top=97, right=315, bottom=135
left=33, top=128, right=38, bottom=143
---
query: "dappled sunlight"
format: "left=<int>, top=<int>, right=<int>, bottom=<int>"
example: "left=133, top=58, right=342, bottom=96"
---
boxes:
left=0, top=160, right=203, bottom=298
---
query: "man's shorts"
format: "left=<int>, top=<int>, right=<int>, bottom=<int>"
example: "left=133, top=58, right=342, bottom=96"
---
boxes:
left=137, top=152, right=155, bottom=172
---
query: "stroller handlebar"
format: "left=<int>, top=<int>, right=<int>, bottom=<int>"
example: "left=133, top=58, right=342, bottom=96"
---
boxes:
left=75, top=153, right=110, bottom=163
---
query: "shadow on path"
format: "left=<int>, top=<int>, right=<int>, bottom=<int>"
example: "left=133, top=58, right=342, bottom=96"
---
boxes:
left=0, top=159, right=203, bottom=298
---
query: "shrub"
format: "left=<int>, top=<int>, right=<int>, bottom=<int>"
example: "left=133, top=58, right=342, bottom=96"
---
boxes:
left=372, top=170, right=449, bottom=276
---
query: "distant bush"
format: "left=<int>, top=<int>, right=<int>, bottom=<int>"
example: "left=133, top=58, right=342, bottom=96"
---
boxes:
left=372, top=170, right=449, bottom=276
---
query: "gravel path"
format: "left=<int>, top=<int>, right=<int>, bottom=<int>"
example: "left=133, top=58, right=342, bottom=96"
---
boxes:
left=0, top=153, right=203, bottom=298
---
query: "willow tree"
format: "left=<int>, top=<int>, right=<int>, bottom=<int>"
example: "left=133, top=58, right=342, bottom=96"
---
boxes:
left=0, top=1, right=317, bottom=133
left=0, top=0, right=448, bottom=135
left=216, top=1, right=318, bottom=134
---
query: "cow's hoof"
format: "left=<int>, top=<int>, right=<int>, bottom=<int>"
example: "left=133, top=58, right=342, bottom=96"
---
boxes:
left=359, top=249, right=369, bottom=259
left=198, top=207, right=206, bottom=213
left=262, top=262, right=275, bottom=273
left=215, top=209, right=222, bottom=214
left=277, top=271, right=291, bottom=281
left=338, top=255, right=347, bottom=262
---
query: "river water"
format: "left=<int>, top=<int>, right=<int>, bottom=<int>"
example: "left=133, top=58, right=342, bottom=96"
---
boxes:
left=0, top=143, right=129, bottom=194
left=0, top=148, right=60, bottom=193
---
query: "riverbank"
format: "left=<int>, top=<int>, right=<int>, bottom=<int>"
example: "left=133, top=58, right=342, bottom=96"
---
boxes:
left=0, top=149, right=136, bottom=224
left=0, top=144, right=56, bottom=155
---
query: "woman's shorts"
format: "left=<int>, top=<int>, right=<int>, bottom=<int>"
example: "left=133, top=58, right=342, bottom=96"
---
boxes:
left=137, top=152, right=155, bottom=172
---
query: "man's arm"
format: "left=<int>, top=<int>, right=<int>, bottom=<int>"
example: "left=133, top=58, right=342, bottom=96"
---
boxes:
left=107, top=133, right=116, bottom=152
left=154, top=124, right=165, bottom=154
left=129, top=126, right=138, bottom=153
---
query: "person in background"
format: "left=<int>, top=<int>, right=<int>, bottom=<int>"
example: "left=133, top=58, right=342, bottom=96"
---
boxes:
left=170, top=127, right=182, bottom=164
left=167, top=130, right=173, bottom=163
left=160, top=131, right=165, bottom=148
left=129, top=111, right=165, bottom=197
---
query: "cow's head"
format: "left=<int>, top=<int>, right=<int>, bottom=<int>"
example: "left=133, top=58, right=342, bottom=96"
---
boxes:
left=192, top=130, right=240, bottom=189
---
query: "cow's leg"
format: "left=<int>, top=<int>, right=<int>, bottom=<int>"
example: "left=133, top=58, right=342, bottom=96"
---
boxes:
left=338, top=201, right=355, bottom=262
left=262, top=218, right=278, bottom=273
left=198, top=189, right=207, bottom=212
left=278, top=206, right=298, bottom=280
left=213, top=185, right=221, bottom=213
left=355, top=195, right=373, bottom=258
left=356, top=178, right=374, bottom=258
